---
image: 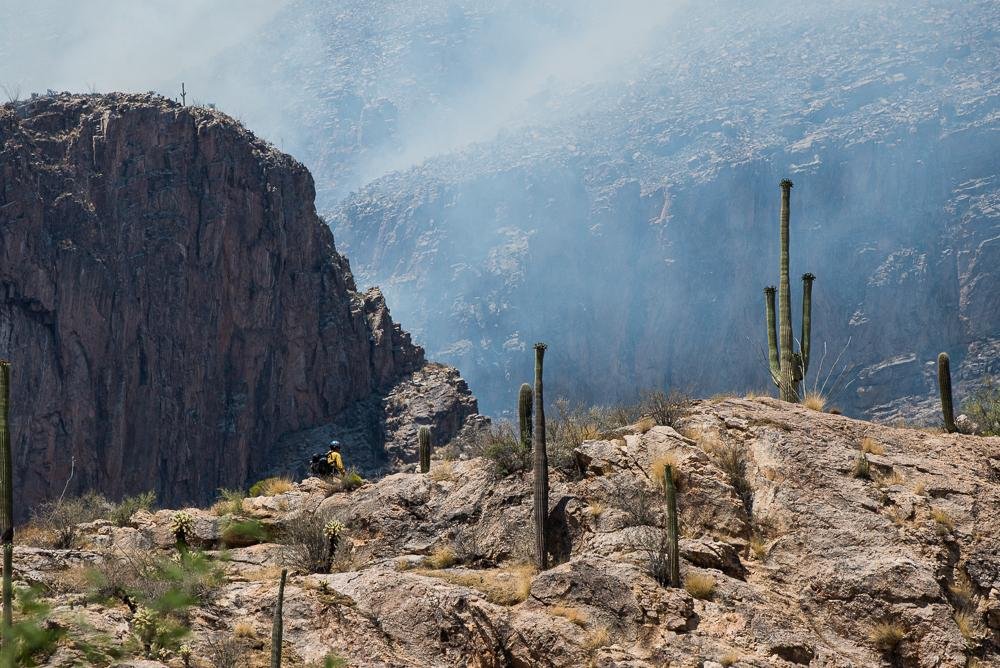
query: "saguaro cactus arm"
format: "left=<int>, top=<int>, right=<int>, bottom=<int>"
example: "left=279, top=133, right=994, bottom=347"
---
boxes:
left=518, top=383, right=533, bottom=450
left=801, top=273, right=815, bottom=375
left=764, top=287, right=780, bottom=386
left=938, top=352, right=957, bottom=433
left=533, top=343, right=549, bottom=571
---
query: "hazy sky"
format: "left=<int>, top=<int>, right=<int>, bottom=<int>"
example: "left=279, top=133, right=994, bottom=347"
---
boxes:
left=0, top=0, right=289, bottom=98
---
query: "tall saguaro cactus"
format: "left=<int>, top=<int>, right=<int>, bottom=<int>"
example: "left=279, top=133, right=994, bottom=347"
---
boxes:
left=764, top=179, right=814, bottom=402
left=518, top=383, right=533, bottom=451
left=938, top=353, right=957, bottom=433
left=418, top=426, right=431, bottom=474
left=664, top=463, right=680, bottom=588
left=0, top=361, right=11, bottom=636
left=270, top=568, right=287, bottom=668
left=532, top=343, right=549, bottom=570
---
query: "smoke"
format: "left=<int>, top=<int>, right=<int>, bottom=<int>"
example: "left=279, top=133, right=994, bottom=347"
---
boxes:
left=0, top=0, right=288, bottom=98
left=357, top=0, right=689, bottom=182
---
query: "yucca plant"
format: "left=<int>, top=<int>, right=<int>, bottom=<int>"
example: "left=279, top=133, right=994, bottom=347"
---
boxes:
left=533, top=343, right=549, bottom=570
left=764, top=180, right=814, bottom=403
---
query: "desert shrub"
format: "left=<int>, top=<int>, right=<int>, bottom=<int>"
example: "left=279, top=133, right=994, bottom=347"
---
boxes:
left=249, top=476, right=294, bottom=497
left=109, top=491, right=156, bottom=527
left=221, top=518, right=269, bottom=548
left=961, top=379, right=1000, bottom=435
left=32, top=492, right=114, bottom=548
left=0, top=587, right=65, bottom=666
left=638, top=389, right=690, bottom=427
left=635, top=524, right=673, bottom=586
left=281, top=512, right=350, bottom=574
left=466, top=420, right=530, bottom=477
left=612, top=479, right=661, bottom=528
left=213, top=488, right=246, bottom=516
left=697, top=436, right=753, bottom=515
left=203, top=633, right=250, bottom=668
left=88, top=548, right=223, bottom=610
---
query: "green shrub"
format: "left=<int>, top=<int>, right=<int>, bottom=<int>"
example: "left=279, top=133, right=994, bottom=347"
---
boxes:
left=961, top=379, right=1000, bottom=435
left=88, top=548, right=223, bottom=610
left=469, top=421, right=530, bottom=476
left=109, top=491, right=156, bottom=527
left=339, top=468, right=364, bottom=492
left=221, top=519, right=269, bottom=548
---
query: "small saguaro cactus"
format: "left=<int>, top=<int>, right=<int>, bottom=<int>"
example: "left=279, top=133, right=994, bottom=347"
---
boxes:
left=170, top=511, right=193, bottom=550
left=664, top=463, right=681, bottom=588
left=938, top=352, right=957, bottom=433
left=518, top=383, right=533, bottom=451
left=418, top=426, right=432, bottom=474
left=0, top=360, right=12, bottom=635
left=764, top=180, right=815, bottom=403
left=532, top=343, right=549, bottom=570
left=270, top=568, right=287, bottom=668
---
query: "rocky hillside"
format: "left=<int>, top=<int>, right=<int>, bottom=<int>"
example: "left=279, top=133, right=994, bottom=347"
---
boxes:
left=193, top=0, right=1000, bottom=419
left=15, top=398, right=1000, bottom=666
left=0, top=94, right=479, bottom=517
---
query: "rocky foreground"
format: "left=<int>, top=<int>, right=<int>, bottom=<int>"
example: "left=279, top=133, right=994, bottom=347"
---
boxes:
left=14, top=398, right=1000, bottom=667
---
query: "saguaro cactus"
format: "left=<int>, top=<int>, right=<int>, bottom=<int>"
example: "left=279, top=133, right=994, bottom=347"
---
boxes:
left=518, top=383, right=533, bottom=451
left=418, top=426, right=431, bottom=474
left=664, top=463, right=680, bottom=588
left=764, top=180, right=814, bottom=402
left=938, top=352, right=957, bottom=433
left=270, top=568, right=287, bottom=668
left=0, top=361, right=12, bottom=635
left=532, top=343, right=549, bottom=570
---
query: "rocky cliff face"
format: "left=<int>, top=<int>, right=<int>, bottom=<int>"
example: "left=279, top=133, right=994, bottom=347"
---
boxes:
left=16, top=399, right=1000, bottom=666
left=0, top=94, right=478, bottom=517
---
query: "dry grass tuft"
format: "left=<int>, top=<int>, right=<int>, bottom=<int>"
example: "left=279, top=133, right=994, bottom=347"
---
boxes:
left=581, top=626, right=611, bottom=652
left=649, top=454, right=680, bottom=489
left=743, top=390, right=767, bottom=400
left=684, top=573, right=716, bottom=600
left=249, top=476, right=294, bottom=497
left=869, top=621, right=906, bottom=651
left=878, top=469, right=907, bottom=486
left=587, top=502, right=606, bottom=518
left=240, top=565, right=286, bottom=582
left=549, top=605, right=589, bottom=627
left=232, top=621, right=256, bottom=639
left=860, top=437, right=885, bottom=455
left=635, top=417, right=656, bottom=434
left=931, top=507, right=955, bottom=534
left=912, top=480, right=927, bottom=496
left=423, top=545, right=458, bottom=570
left=802, top=392, right=826, bottom=411
left=415, top=563, right=535, bottom=606
left=429, top=461, right=455, bottom=482
left=949, top=572, right=975, bottom=610
left=748, top=536, right=769, bottom=561
left=719, top=650, right=742, bottom=667
left=15, top=524, right=58, bottom=548
left=954, top=609, right=979, bottom=641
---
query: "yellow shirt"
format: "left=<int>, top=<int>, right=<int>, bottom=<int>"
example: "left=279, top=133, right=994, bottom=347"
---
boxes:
left=326, top=450, right=345, bottom=474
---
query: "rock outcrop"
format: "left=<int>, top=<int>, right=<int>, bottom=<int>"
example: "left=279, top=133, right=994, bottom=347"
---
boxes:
left=16, top=398, right=1000, bottom=666
left=0, top=93, right=478, bottom=517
